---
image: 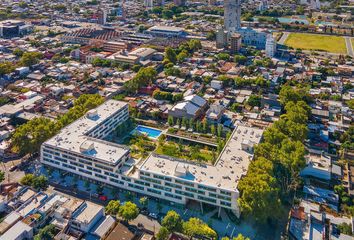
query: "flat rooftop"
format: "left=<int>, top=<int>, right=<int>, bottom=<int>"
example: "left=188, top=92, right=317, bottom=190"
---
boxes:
left=44, top=100, right=129, bottom=165
left=140, top=124, right=263, bottom=192
left=148, top=25, right=185, bottom=32
left=72, top=201, right=103, bottom=223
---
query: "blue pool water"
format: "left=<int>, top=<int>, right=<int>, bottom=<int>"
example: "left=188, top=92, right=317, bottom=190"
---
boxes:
left=134, top=125, right=162, bottom=139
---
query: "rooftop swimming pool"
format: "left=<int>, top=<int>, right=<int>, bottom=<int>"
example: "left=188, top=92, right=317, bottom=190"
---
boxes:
left=134, top=125, right=162, bottom=139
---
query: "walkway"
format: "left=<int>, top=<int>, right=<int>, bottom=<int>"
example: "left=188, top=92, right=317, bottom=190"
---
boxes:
left=344, top=37, right=354, bottom=57
left=278, top=32, right=290, bottom=45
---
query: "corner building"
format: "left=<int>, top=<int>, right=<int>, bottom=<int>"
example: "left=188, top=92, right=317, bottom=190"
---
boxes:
left=41, top=100, right=263, bottom=217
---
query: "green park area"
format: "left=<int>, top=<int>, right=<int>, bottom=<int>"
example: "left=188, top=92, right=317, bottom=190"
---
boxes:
left=284, top=33, right=347, bottom=54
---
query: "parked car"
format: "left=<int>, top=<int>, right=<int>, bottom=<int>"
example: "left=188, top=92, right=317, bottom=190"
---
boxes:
left=99, top=195, right=108, bottom=201
left=148, top=212, right=158, bottom=219
left=9, top=165, right=17, bottom=172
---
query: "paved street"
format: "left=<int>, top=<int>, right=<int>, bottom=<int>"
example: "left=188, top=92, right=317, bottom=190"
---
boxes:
left=35, top=167, right=278, bottom=240
left=0, top=158, right=25, bottom=183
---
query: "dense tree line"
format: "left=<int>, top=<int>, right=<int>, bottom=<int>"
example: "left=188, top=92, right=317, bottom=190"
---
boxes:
left=157, top=210, right=217, bottom=240
left=238, top=86, right=311, bottom=223
left=11, top=94, right=104, bottom=155
left=124, top=67, right=157, bottom=93
left=152, top=90, right=183, bottom=103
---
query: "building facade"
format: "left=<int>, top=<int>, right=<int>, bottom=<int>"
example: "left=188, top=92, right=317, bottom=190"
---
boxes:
left=224, top=0, right=241, bottom=32
left=265, top=34, right=277, bottom=57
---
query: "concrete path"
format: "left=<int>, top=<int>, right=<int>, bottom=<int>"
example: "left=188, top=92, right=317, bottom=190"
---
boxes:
left=344, top=37, right=354, bottom=57
left=278, top=32, right=290, bottom=45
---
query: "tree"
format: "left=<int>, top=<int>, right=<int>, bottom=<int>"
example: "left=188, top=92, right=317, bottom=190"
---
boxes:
left=11, top=117, right=58, bottom=155
left=234, top=55, right=247, bottom=64
left=217, top=124, right=223, bottom=137
left=337, top=223, right=353, bottom=235
left=0, top=170, right=5, bottom=183
left=162, top=210, right=183, bottom=232
left=105, top=200, right=121, bottom=215
left=20, top=52, right=43, bottom=67
left=156, top=226, right=170, bottom=240
left=222, top=235, right=250, bottom=240
left=247, top=95, right=261, bottom=107
left=13, top=48, right=24, bottom=57
left=206, top=31, right=216, bottom=41
left=32, top=175, right=48, bottom=190
left=210, top=125, right=216, bottom=136
left=0, top=62, right=16, bottom=75
left=20, top=174, right=35, bottom=186
left=216, top=53, right=230, bottom=61
left=279, top=85, right=309, bottom=105
left=164, top=47, right=177, bottom=64
left=237, top=157, right=282, bottom=223
left=182, top=218, right=217, bottom=239
left=34, top=224, right=57, bottom=240
left=168, top=116, right=174, bottom=126
left=118, top=201, right=139, bottom=222
left=139, top=196, right=148, bottom=209
left=177, top=50, right=189, bottom=63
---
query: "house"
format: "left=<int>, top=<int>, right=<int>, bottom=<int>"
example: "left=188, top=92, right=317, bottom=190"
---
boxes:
left=92, top=215, right=116, bottom=240
left=71, top=201, right=104, bottom=233
left=0, top=221, right=33, bottom=240
left=168, top=94, right=207, bottom=119
left=106, top=223, right=136, bottom=240
left=205, top=104, right=225, bottom=123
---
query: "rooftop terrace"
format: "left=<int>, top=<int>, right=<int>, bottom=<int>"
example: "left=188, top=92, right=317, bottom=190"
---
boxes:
left=140, top=124, right=263, bottom=192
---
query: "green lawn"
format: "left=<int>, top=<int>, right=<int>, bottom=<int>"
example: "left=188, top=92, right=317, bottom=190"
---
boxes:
left=284, top=33, right=347, bottom=54
left=155, top=142, right=216, bottom=163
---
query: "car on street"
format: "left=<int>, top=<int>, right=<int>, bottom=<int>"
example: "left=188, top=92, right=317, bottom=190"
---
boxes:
left=148, top=212, right=158, bottom=220
left=99, top=195, right=108, bottom=201
left=9, top=165, right=17, bottom=172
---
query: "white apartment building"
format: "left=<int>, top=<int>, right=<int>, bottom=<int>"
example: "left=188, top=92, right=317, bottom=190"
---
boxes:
left=265, top=34, right=277, bottom=57
left=41, top=100, right=263, bottom=217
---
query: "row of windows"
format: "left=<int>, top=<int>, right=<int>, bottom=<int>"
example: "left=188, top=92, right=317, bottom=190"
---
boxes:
left=165, top=182, right=182, bottom=189
left=153, top=184, right=172, bottom=192
left=62, top=163, right=76, bottom=170
left=79, top=168, right=92, bottom=175
left=153, top=174, right=172, bottom=182
left=198, top=195, right=217, bottom=204
left=95, top=173, right=107, bottom=180
left=175, top=179, right=194, bottom=187
left=165, top=193, right=182, bottom=200
left=128, top=183, right=144, bottom=190
left=95, top=163, right=113, bottom=172
left=185, top=187, right=205, bottom=195
left=140, top=176, right=161, bottom=185
left=175, top=190, right=194, bottom=198
left=43, top=157, right=60, bottom=166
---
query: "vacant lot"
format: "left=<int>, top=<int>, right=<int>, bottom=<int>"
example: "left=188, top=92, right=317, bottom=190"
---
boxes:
left=284, top=33, right=347, bottom=54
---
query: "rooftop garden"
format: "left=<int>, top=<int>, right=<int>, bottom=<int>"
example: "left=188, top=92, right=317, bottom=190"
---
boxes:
left=155, top=135, right=218, bottom=164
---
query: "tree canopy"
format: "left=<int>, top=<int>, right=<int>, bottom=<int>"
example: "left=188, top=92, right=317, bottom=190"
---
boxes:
left=105, top=200, right=121, bottom=215
left=182, top=218, right=217, bottom=239
left=118, top=201, right=139, bottom=222
left=11, top=94, right=104, bottom=155
left=20, top=52, right=43, bottom=67
left=238, top=86, right=310, bottom=223
left=162, top=210, right=183, bottom=232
